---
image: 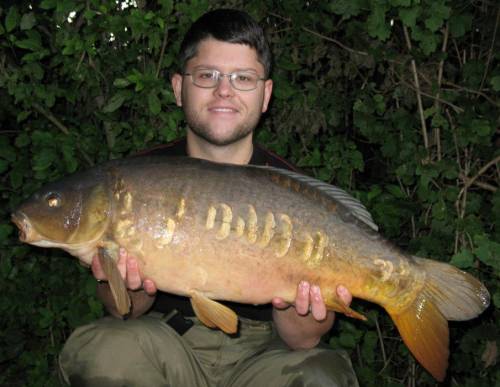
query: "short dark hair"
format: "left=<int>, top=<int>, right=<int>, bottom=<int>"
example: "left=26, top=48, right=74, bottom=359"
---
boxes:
left=178, top=9, right=272, bottom=78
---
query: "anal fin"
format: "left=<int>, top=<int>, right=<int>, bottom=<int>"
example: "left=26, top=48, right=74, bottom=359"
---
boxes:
left=190, top=291, right=238, bottom=334
left=325, top=298, right=367, bottom=321
left=98, top=247, right=131, bottom=317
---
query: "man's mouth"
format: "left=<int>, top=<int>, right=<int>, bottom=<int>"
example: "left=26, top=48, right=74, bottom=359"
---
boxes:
left=208, top=106, right=239, bottom=113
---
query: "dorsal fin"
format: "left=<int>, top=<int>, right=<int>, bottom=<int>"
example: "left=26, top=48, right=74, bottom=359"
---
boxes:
left=256, top=166, right=379, bottom=232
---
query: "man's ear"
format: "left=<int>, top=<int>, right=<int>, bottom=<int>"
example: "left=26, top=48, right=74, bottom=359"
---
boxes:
left=261, top=79, right=273, bottom=113
left=171, top=73, right=183, bottom=107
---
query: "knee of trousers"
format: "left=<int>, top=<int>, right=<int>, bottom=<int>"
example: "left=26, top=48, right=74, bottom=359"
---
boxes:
left=59, top=316, right=177, bottom=381
left=295, top=349, right=359, bottom=387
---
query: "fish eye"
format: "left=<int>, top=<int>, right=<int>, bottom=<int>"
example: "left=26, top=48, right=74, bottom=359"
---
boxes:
left=46, top=193, right=62, bottom=208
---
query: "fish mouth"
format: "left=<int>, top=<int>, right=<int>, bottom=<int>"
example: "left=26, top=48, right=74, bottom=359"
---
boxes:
left=11, top=211, right=35, bottom=242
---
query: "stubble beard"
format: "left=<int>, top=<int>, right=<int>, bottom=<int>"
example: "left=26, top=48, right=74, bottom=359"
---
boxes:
left=185, top=109, right=261, bottom=146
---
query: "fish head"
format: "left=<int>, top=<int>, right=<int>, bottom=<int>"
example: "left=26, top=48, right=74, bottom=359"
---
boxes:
left=11, top=168, right=111, bottom=250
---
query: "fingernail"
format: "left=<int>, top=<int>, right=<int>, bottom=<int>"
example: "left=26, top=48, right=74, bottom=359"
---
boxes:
left=300, top=281, right=309, bottom=295
left=312, top=285, right=321, bottom=300
left=119, top=247, right=126, bottom=257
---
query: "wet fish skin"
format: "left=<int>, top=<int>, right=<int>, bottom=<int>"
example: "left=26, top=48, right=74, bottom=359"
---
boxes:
left=11, top=156, right=490, bottom=381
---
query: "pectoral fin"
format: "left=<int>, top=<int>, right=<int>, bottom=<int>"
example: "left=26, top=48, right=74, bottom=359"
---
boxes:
left=190, top=291, right=238, bottom=334
left=98, top=247, right=131, bottom=316
left=325, top=298, right=367, bottom=321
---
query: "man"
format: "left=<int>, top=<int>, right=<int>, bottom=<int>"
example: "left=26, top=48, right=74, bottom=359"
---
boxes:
left=59, top=9, right=359, bottom=386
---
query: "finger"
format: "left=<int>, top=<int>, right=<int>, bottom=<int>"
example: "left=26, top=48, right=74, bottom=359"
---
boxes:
left=143, top=279, right=157, bottom=296
left=126, top=257, right=142, bottom=290
left=336, top=284, right=352, bottom=306
left=271, top=297, right=290, bottom=310
left=310, top=285, right=327, bottom=321
left=117, top=247, right=127, bottom=280
left=91, top=255, right=107, bottom=280
left=295, top=281, right=310, bottom=315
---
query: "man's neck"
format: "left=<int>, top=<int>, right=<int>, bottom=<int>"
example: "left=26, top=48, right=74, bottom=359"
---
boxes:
left=186, top=130, right=254, bottom=165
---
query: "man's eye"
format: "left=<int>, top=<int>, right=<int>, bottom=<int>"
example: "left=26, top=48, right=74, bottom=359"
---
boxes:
left=236, top=74, right=253, bottom=82
left=198, top=71, right=215, bottom=79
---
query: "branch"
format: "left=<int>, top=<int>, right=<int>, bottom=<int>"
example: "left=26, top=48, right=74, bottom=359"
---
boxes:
left=155, top=23, right=169, bottom=79
left=402, top=25, right=429, bottom=150
left=267, top=11, right=369, bottom=57
left=479, top=7, right=500, bottom=92
left=459, top=173, right=497, bottom=192
left=32, top=102, right=94, bottom=166
left=463, top=155, right=500, bottom=190
left=442, top=81, right=500, bottom=108
left=32, top=102, right=70, bottom=135
left=399, top=78, right=464, bottom=113
left=301, top=26, right=369, bottom=57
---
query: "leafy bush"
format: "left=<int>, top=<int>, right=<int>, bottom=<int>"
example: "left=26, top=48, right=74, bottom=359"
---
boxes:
left=1, top=0, right=498, bottom=385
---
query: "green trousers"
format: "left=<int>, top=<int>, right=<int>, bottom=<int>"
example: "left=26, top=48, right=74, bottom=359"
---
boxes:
left=59, top=312, right=359, bottom=387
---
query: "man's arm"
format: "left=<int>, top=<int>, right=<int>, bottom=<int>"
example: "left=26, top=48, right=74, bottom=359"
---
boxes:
left=92, top=248, right=157, bottom=318
left=272, top=282, right=352, bottom=350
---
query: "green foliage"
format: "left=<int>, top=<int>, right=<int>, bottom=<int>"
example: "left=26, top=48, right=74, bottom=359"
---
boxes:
left=1, top=0, right=498, bottom=386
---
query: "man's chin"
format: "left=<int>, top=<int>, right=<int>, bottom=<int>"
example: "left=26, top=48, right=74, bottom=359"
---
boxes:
left=189, top=125, right=253, bottom=147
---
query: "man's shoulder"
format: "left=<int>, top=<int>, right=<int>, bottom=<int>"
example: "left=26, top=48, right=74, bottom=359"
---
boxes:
left=251, top=143, right=299, bottom=172
left=135, top=137, right=187, bottom=157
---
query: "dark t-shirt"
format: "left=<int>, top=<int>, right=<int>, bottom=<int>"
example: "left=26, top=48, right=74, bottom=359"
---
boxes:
left=137, top=137, right=299, bottom=321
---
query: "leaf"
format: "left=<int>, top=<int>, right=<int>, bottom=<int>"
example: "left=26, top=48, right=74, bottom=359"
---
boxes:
left=481, top=341, right=498, bottom=369
left=15, top=38, right=42, bottom=51
left=0, top=159, right=8, bottom=174
left=473, top=235, right=500, bottom=271
left=113, top=78, right=131, bottom=88
left=367, top=5, right=391, bottom=41
left=0, top=224, right=14, bottom=244
left=328, top=0, right=362, bottom=19
left=399, top=7, right=420, bottom=28
left=102, top=93, right=127, bottom=113
left=5, top=7, right=20, bottom=32
left=490, top=76, right=500, bottom=92
left=20, top=13, right=36, bottom=31
left=450, top=249, right=474, bottom=269
left=40, top=0, right=57, bottom=10
left=449, top=13, right=473, bottom=38
left=148, top=91, right=161, bottom=115
left=15, top=133, right=31, bottom=147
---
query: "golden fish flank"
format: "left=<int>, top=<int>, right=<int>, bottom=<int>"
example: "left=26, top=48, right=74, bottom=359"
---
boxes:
left=216, top=203, right=232, bottom=240
left=235, top=217, right=245, bottom=237
left=374, top=259, right=394, bottom=282
left=205, top=206, right=217, bottom=230
left=154, top=218, right=176, bottom=249
left=115, top=218, right=134, bottom=239
left=257, top=212, right=275, bottom=247
left=311, top=231, right=328, bottom=266
left=121, top=191, right=133, bottom=215
left=275, top=214, right=292, bottom=257
left=246, top=205, right=258, bottom=244
left=176, top=198, right=186, bottom=220
left=301, top=233, right=314, bottom=263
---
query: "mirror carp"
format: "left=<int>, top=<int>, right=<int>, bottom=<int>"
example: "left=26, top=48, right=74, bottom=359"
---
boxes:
left=11, top=156, right=490, bottom=381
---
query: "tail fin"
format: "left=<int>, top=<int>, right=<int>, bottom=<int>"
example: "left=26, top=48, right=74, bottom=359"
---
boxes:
left=387, top=257, right=490, bottom=381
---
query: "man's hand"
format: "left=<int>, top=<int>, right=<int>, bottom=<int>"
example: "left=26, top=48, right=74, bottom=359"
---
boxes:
left=272, top=282, right=352, bottom=350
left=92, top=248, right=157, bottom=318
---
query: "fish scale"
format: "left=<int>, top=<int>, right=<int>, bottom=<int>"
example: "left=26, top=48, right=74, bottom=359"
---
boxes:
left=11, top=156, right=490, bottom=382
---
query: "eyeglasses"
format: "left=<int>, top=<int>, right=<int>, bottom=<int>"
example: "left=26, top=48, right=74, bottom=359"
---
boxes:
left=183, top=69, right=266, bottom=91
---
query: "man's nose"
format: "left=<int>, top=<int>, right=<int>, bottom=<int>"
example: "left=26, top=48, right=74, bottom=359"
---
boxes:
left=214, top=74, right=234, bottom=98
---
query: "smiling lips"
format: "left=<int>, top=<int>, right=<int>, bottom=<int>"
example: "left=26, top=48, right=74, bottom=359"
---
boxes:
left=208, top=106, right=239, bottom=114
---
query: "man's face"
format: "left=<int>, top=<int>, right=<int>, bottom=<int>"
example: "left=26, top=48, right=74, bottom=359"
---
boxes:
left=171, top=38, right=273, bottom=146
